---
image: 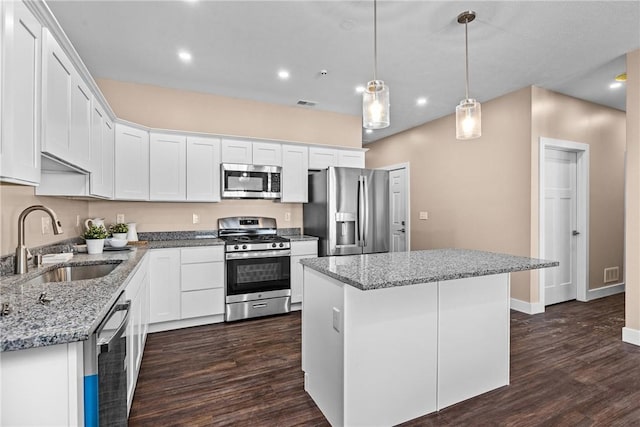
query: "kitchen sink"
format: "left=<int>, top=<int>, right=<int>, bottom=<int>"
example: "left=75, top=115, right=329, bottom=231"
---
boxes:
left=27, top=263, right=120, bottom=286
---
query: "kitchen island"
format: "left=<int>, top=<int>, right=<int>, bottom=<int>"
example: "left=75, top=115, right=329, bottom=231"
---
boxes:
left=300, top=249, right=557, bottom=427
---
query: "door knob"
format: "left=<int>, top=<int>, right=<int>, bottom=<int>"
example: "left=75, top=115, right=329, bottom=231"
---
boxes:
left=572, top=230, right=580, bottom=236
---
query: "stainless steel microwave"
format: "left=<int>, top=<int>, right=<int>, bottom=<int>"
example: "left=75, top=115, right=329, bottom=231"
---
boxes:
left=221, top=163, right=282, bottom=199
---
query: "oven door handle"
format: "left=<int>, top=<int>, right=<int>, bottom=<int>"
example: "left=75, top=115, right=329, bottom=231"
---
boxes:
left=226, top=250, right=291, bottom=260
left=97, top=300, right=131, bottom=354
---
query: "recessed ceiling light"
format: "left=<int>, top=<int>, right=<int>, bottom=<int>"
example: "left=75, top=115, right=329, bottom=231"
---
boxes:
left=278, top=70, right=290, bottom=80
left=178, top=50, right=192, bottom=63
left=416, top=97, right=428, bottom=106
left=355, top=85, right=365, bottom=94
left=365, top=129, right=373, bottom=134
left=610, top=82, right=623, bottom=89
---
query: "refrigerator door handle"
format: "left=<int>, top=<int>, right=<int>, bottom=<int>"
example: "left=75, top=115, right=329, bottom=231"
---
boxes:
left=363, top=175, right=370, bottom=248
left=358, top=176, right=365, bottom=247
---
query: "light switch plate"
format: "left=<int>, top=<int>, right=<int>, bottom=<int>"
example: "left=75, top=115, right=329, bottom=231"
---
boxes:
left=284, top=212, right=291, bottom=222
left=419, top=211, right=429, bottom=220
left=192, top=213, right=200, bottom=224
left=41, top=217, right=51, bottom=235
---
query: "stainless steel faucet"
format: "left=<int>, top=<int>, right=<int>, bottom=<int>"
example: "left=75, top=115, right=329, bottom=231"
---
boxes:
left=15, top=205, right=64, bottom=274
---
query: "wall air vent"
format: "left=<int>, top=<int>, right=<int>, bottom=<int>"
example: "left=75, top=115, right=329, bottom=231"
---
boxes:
left=296, top=99, right=317, bottom=107
left=604, top=266, right=620, bottom=283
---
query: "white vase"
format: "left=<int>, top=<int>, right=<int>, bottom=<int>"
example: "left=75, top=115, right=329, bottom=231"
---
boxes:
left=126, top=223, right=138, bottom=241
left=86, top=239, right=105, bottom=254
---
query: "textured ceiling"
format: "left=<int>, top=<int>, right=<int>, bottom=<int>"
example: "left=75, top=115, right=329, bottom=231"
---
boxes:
left=46, top=1, right=640, bottom=144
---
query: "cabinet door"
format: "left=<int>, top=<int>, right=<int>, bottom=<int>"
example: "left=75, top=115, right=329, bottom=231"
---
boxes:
left=114, top=123, right=149, bottom=200
left=42, top=29, right=72, bottom=162
left=253, top=142, right=282, bottom=166
left=89, top=103, right=114, bottom=198
left=308, top=147, right=338, bottom=169
left=291, top=240, right=318, bottom=304
left=68, top=75, right=91, bottom=170
left=221, top=139, right=252, bottom=164
left=149, top=132, right=186, bottom=201
left=181, top=289, right=225, bottom=319
left=149, top=249, right=181, bottom=323
left=186, top=136, right=220, bottom=201
left=281, top=144, right=308, bottom=203
left=0, top=0, right=41, bottom=185
left=338, top=150, right=365, bottom=168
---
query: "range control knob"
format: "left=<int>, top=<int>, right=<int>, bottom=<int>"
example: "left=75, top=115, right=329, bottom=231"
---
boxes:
left=272, top=243, right=277, bottom=248
left=242, top=244, right=247, bottom=250
left=233, top=245, right=239, bottom=250
left=279, top=243, right=284, bottom=247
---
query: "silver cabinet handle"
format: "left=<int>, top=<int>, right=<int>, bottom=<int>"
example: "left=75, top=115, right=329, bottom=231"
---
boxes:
left=572, top=230, right=580, bottom=236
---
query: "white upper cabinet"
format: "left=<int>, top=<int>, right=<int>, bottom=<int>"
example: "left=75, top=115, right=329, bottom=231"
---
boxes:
left=281, top=144, right=308, bottom=203
left=149, top=132, right=186, bottom=201
left=68, top=75, right=91, bottom=170
left=309, top=147, right=366, bottom=169
left=252, top=142, right=282, bottom=166
left=89, top=102, right=114, bottom=198
left=115, top=123, right=149, bottom=200
left=309, top=146, right=338, bottom=169
left=0, top=0, right=41, bottom=185
left=186, top=136, right=221, bottom=202
left=338, top=150, right=365, bottom=168
left=42, top=29, right=72, bottom=164
left=221, top=139, right=252, bottom=164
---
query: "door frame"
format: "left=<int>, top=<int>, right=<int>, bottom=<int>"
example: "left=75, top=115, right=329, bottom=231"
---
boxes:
left=381, top=162, right=411, bottom=251
left=539, top=137, right=589, bottom=305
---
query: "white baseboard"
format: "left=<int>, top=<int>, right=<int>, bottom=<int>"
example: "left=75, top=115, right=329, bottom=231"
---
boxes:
left=148, top=314, right=224, bottom=333
left=622, top=327, right=640, bottom=346
left=587, top=282, right=625, bottom=301
left=510, top=298, right=545, bottom=315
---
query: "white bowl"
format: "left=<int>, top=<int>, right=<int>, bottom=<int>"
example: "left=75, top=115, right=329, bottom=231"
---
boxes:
left=108, top=238, right=128, bottom=248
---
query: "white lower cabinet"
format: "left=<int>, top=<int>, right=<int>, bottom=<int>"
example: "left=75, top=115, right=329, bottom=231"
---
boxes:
left=290, top=240, right=318, bottom=305
left=149, top=246, right=225, bottom=332
left=149, top=248, right=181, bottom=323
left=125, top=254, right=150, bottom=413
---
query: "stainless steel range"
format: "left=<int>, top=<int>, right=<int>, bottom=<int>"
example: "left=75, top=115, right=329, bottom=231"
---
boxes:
left=218, top=217, right=291, bottom=321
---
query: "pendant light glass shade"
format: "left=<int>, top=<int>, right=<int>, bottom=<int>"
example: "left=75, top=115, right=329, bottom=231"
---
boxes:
left=456, top=98, right=481, bottom=139
left=363, top=0, right=389, bottom=130
left=456, top=11, right=481, bottom=140
left=363, top=79, right=390, bottom=129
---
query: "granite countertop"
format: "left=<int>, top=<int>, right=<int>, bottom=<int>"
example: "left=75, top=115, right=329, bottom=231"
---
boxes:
left=300, top=248, right=558, bottom=291
left=0, top=238, right=226, bottom=352
left=0, top=248, right=147, bottom=352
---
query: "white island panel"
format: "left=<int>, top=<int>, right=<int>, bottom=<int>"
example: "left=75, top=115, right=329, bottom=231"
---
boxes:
left=437, top=273, right=510, bottom=410
left=343, top=282, right=437, bottom=427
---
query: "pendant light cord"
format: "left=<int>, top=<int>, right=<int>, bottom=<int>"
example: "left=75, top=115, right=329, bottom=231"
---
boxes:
left=464, top=20, right=469, bottom=100
left=373, top=0, right=378, bottom=81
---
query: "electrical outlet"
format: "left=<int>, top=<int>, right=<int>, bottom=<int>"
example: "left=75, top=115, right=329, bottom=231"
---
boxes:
left=193, top=213, right=200, bottom=224
left=116, top=214, right=125, bottom=224
left=284, top=212, right=291, bottom=222
left=419, top=211, right=429, bottom=220
left=41, top=217, right=51, bottom=235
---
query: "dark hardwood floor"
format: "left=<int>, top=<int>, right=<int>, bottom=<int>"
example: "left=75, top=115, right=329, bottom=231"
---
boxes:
left=129, top=293, right=640, bottom=426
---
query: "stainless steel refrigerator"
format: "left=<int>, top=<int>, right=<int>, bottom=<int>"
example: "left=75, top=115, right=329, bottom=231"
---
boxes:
left=304, top=167, right=389, bottom=256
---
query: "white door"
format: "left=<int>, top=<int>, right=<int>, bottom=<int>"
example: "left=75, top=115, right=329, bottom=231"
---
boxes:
left=544, top=149, right=578, bottom=305
left=389, top=167, right=408, bottom=252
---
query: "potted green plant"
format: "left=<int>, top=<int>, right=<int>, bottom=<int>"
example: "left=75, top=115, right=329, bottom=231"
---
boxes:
left=109, top=223, right=129, bottom=240
left=83, top=225, right=108, bottom=254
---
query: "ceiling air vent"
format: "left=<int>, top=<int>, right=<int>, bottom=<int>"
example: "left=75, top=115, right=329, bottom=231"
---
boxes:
left=296, top=99, right=317, bottom=107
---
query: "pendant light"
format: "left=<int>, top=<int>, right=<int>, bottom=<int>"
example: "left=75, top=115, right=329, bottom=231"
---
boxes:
left=363, top=0, right=390, bottom=130
left=455, top=10, right=481, bottom=140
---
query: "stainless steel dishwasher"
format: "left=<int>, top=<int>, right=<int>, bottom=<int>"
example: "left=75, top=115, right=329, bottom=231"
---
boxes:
left=84, top=291, right=131, bottom=427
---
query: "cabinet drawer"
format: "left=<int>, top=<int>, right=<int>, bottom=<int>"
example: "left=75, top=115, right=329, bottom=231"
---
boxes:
left=181, top=246, right=224, bottom=264
left=181, top=262, right=224, bottom=291
left=181, top=288, right=224, bottom=319
left=291, top=240, right=318, bottom=256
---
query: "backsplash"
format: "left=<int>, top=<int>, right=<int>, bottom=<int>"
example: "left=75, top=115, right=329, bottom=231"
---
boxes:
left=0, top=237, right=84, bottom=276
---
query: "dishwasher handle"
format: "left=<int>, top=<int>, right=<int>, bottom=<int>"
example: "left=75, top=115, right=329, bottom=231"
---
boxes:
left=97, top=300, right=131, bottom=354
